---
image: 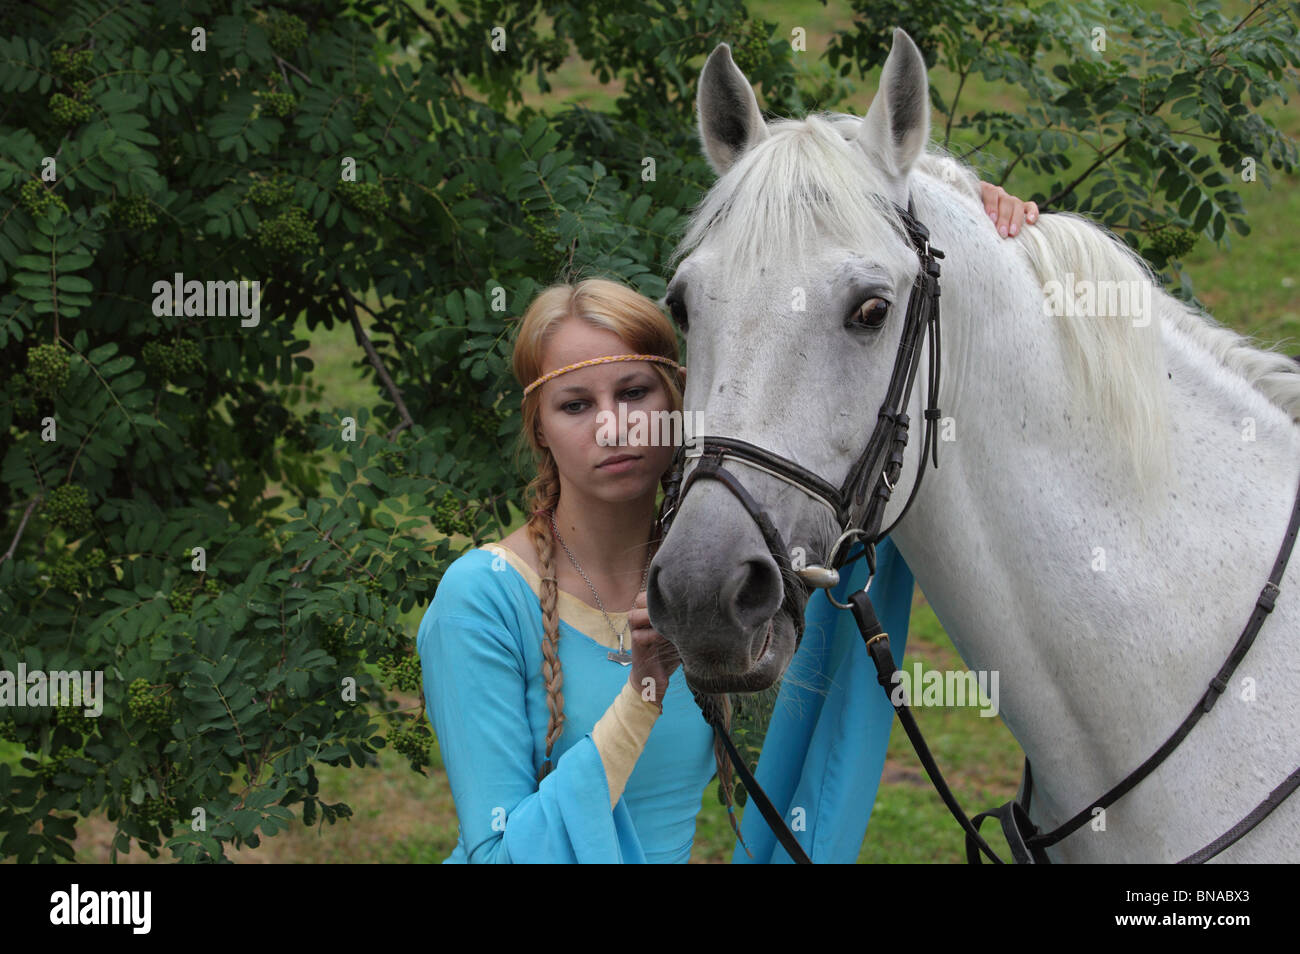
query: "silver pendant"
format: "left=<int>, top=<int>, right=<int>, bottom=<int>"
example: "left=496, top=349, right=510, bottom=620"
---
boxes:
left=607, top=649, right=634, bottom=666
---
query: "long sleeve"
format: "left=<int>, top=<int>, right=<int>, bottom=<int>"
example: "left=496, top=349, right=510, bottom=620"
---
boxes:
left=590, top=679, right=662, bottom=808
left=732, top=534, right=915, bottom=863
left=418, top=607, right=647, bottom=863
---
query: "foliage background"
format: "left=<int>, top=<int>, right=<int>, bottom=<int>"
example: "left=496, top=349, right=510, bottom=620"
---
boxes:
left=0, top=0, right=1295, bottom=862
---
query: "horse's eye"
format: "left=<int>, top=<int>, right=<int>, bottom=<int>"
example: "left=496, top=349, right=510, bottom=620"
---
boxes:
left=847, top=297, right=889, bottom=330
left=667, top=293, right=689, bottom=332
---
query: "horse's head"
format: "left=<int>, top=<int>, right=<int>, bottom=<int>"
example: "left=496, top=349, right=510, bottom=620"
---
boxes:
left=647, top=28, right=939, bottom=692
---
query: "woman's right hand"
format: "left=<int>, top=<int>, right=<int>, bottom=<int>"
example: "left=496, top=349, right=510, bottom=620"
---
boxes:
left=627, top=591, right=681, bottom=711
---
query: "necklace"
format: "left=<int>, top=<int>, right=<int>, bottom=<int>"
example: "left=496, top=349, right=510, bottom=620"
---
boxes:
left=549, top=508, right=653, bottom=666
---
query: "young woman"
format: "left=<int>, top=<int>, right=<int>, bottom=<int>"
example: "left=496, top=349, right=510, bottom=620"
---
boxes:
left=417, top=186, right=1039, bottom=863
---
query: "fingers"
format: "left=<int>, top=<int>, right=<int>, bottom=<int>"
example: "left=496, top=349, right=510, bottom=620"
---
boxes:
left=981, top=181, right=1002, bottom=225
left=981, top=181, right=1040, bottom=238
left=996, top=191, right=1016, bottom=238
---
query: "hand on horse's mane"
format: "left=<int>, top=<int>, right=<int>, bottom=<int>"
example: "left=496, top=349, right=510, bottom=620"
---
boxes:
left=980, top=181, right=1039, bottom=239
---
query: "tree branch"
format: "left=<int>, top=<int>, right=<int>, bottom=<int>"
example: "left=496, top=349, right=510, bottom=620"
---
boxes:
left=336, top=283, right=415, bottom=441
left=273, top=54, right=313, bottom=85
left=0, top=496, right=43, bottom=567
left=1046, top=136, right=1130, bottom=207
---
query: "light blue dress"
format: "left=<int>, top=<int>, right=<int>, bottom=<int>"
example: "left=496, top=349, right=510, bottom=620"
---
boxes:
left=417, top=536, right=912, bottom=863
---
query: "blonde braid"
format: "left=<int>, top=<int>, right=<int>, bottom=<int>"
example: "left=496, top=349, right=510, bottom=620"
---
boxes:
left=526, top=464, right=565, bottom=782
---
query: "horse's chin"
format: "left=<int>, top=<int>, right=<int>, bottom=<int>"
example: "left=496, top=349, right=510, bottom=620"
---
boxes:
left=681, top=616, right=797, bottom=694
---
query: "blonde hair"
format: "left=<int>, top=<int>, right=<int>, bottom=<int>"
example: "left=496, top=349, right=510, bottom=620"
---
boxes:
left=510, top=276, right=746, bottom=844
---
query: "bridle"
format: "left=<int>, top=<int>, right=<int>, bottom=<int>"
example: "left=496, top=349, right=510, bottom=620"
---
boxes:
left=654, top=194, right=1300, bottom=865
left=657, top=196, right=945, bottom=621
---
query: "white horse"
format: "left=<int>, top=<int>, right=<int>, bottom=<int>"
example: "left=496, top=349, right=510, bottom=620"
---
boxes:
left=646, top=29, right=1300, bottom=862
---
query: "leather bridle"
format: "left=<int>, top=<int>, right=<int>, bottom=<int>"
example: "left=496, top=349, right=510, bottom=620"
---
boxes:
left=657, top=196, right=945, bottom=626
left=655, top=194, right=1300, bottom=866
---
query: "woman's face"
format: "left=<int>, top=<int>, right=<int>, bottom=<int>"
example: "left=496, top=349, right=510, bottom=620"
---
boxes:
left=535, top=319, right=679, bottom=506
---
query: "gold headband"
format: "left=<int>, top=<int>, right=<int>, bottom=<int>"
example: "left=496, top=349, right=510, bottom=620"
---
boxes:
left=522, top=353, right=685, bottom=399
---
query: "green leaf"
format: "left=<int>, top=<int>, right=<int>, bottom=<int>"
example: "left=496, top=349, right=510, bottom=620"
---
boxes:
left=56, top=275, right=93, bottom=293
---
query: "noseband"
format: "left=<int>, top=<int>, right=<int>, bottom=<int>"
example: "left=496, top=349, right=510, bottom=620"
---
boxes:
left=656, top=196, right=945, bottom=637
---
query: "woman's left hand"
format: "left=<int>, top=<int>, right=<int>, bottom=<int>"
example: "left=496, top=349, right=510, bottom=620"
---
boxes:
left=981, top=181, right=1039, bottom=238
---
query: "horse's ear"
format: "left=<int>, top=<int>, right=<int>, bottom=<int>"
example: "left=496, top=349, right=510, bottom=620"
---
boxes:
left=696, top=43, right=770, bottom=176
left=857, top=28, right=930, bottom=183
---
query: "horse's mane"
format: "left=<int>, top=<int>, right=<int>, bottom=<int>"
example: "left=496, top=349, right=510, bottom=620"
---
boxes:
left=669, top=112, right=912, bottom=279
left=672, top=109, right=1300, bottom=484
left=1011, top=209, right=1300, bottom=422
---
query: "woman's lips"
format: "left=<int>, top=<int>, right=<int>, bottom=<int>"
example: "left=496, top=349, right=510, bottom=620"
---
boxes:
left=597, top=455, right=641, bottom=471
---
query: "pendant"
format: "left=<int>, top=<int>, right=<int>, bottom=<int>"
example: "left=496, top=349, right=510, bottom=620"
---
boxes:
left=607, top=649, right=633, bottom=666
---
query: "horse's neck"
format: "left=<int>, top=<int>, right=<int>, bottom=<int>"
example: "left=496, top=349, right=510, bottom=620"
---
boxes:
left=888, top=205, right=1300, bottom=859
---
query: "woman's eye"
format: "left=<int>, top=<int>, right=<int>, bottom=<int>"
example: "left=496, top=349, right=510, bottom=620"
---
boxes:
left=562, top=401, right=586, bottom=413
left=623, top=387, right=648, bottom=400
left=847, top=297, right=890, bottom=330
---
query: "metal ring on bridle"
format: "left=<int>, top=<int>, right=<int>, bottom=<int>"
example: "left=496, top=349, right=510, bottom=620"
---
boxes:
left=793, top=526, right=872, bottom=590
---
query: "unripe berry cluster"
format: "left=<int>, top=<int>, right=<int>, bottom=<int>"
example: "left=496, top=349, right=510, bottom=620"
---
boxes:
left=55, top=704, right=97, bottom=737
left=266, top=11, right=308, bottom=56
left=256, top=206, right=316, bottom=255
left=142, top=338, right=202, bottom=380
left=387, top=720, right=432, bottom=770
left=134, top=794, right=176, bottom=827
left=49, top=90, right=93, bottom=126
left=25, top=343, right=70, bottom=397
left=50, top=551, right=84, bottom=592
left=378, top=652, right=422, bottom=693
left=321, top=619, right=354, bottom=658
left=249, top=174, right=294, bottom=206
left=50, top=545, right=106, bottom=592
left=169, top=577, right=219, bottom=614
left=260, top=90, right=297, bottom=118
left=50, top=44, right=94, bottom=77
left=43, top=484, right=93, bottom=537
left=127, top=677, right=173, bottom=729
left=338, top=180, right=390, bottom=217
left=727, top=19, right=770, bottom=75
left=19, top=179, right=69, bottom=218
left=432, top=489, right=474, bottom=537
left=110, top=193, right=158, bottom=230
left=1146, top=226, right=1199, bottom=261
left=168, top=586, right=193, bottom=614
left=522, top=210, right=564, bottom=273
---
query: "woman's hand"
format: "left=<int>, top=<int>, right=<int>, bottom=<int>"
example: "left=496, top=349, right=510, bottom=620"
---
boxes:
left=627, top=591, right=681, bottom=712
left=980, top=181, right=1039, bottom=238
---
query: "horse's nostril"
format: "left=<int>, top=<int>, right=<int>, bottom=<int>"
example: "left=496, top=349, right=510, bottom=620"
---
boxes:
left=722, top=558, right=782, bottom=633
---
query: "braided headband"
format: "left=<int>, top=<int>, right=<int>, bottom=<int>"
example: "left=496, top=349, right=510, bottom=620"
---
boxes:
left=521, top=353, right=685, bottom=399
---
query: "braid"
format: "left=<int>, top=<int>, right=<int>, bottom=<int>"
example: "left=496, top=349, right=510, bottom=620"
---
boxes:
left=526, top=462, right=564, bottom=782
left=707, top=691, right=752, bottom=857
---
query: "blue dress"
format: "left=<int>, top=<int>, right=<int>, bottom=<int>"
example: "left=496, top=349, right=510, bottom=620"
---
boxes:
left=417, top=536, right=913, bottom=863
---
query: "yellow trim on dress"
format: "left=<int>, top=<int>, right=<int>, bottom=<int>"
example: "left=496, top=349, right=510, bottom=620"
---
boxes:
left=478, top=544, right=633, bottom=653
